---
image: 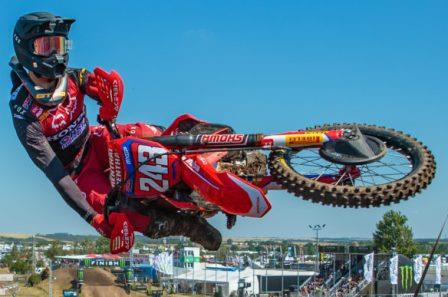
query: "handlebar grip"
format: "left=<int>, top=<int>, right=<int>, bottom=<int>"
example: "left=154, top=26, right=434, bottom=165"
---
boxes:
left=97, top=115, right=121, bottom=139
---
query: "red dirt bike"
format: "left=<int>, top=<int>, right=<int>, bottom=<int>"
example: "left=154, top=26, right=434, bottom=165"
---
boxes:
left=104, top=114, right=436, bottom=229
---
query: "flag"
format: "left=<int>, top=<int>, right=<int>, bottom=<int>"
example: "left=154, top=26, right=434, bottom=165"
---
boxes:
left=390, top=255, right=399, bottom=285
left=413, top=255, right=423, bottom=284
left=285, top=247, right=295, bottom=263
left=435, top=255, right=442, bottom=285
left=364, top=252, right=374, bottom=282
left=153, top=252, right=174, bottom=275
left=287, top=246, right=296, bottom=258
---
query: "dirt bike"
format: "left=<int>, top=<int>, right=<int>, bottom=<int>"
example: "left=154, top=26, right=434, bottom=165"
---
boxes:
left=104, top=113, right=436, bottom=229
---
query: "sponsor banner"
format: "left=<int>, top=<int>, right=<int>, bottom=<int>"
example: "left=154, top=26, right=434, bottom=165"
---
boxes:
left=435, top=254, right=442, bottom=285
left=414, top=255, right=423, bottom=284
left=400, top=264, right=413, bottom=290
left=181, top=256, right=200, bottom=263
left=390, top=255, right=399, bottom=285
left=349, top=246, right=373, bottom=254
left=318, top=245, right=346, bottom=253
left=363, top=252, right=374, bottom=282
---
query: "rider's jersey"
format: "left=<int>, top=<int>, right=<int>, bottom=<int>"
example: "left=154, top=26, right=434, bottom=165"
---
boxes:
left=9, top=68, right=97, bottom=222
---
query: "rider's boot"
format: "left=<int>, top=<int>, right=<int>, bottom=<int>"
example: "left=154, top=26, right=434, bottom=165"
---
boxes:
left=144, top=209, right=222, bottom=251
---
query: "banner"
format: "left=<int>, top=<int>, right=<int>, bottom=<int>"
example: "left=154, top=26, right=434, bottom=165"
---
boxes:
left=349, top=246, right=373, bottom=254
left=400, top=265, right=413, bottom=290
left=288, top=246, right=296, bottom=258
left=319, top=245, right=346, bottom=253
left=390, top=255, right=399, bottom=285
left=285, top=247, right=295, bottom=263
left=181, top=256, right=200, bottom=263
left=153, top=252, right=174, bottom=275
left=83, top=258, right=126, bottom=267
left=364, top=252, right=374, bottom=282
left=435, top=255, right=442, bottom=285
left=413, top=255, right=423, bottom=284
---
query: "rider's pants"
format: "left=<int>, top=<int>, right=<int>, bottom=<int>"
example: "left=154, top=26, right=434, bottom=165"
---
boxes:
left=73, top=123, right=164, bottom=234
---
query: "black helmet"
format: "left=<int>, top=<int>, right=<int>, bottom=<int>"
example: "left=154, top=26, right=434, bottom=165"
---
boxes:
left=13, top=12, right=75, bottom=79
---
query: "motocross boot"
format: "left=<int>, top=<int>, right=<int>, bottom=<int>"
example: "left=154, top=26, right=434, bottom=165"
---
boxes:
left=145, top=209, right=222, bottom=251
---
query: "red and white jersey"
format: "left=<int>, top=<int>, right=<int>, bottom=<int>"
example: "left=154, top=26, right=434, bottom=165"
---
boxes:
left=10, top=68, right=91, bottom=167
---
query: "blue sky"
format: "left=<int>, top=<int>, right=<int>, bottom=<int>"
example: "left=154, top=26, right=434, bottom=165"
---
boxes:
left=0, top=1, right=447, bottom=239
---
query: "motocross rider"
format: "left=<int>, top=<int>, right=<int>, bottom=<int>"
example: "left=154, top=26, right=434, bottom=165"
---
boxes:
left=9, top=12, right=221, bottom=252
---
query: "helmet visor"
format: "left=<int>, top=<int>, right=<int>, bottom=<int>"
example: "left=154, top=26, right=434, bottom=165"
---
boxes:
left=33, top=36, right=72, bottom=57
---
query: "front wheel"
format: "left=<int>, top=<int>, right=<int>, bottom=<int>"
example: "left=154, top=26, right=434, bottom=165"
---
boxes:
left=268, top=124, right=436, bottom=207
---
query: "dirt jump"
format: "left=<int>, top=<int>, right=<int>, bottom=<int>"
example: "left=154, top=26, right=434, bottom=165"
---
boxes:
left=81, top=267, right=131, bottom=297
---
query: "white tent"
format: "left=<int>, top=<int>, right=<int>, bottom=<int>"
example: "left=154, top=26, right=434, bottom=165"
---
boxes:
left=171, top=262, right=314, bottom=296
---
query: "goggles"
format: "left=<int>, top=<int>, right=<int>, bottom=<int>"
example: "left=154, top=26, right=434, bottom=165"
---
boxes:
left=33, top=36, right=72, bottom=57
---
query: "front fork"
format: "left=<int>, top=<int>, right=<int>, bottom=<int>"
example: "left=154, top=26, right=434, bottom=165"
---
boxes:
left=254, top=129, right=357, bottom=190
left=260, top=129, right=345, bottom=148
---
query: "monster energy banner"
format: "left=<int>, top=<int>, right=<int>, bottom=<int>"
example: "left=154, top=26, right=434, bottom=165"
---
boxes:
left=396, top=255, right=417, bottom=293
left=435, top=254, right=442, bottom=285
left=413, top=255, right=423, bottom=284
left=83, top=258, right=127, bottom=267
left=399, top=265, right=413, bottom=291
left=390, top=255, right=399, bottom=285
left=363, top=252, right=374, bottom=282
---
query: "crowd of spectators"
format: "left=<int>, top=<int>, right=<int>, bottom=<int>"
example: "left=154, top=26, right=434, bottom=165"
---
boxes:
left=299, top=277, right=329, bottom=296
left=334, top=276, right=364, bottom=297
left=296, top=272, right=364, bottom=297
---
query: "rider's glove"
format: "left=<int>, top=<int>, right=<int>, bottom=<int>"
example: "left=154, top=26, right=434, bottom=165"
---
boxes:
left=108, top=213, right=135, bottom=254
left=86, top=67, right=124, bottom=122
left=90, top=214, right=113, bottom=238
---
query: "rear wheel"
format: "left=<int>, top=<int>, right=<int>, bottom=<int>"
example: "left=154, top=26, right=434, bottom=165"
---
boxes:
left=268, top=124, right=436, bottom=207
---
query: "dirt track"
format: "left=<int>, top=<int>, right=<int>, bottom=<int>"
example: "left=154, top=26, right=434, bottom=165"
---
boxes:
left=81, top=267, right=130, bottom=297
left=82, top=285, right=127, bottom=297
left=16, top=266, right=147, bottom=297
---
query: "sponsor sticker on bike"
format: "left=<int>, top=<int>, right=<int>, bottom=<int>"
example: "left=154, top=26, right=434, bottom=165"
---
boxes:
left=285, top=133, right=324, bottom=147
left=199, top=134, right=247, bottom=146
left=108, top=148, right=123, bottom=187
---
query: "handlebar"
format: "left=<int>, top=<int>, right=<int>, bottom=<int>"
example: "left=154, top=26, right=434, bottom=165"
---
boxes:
left=97, top=116, right=121, bottom=139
